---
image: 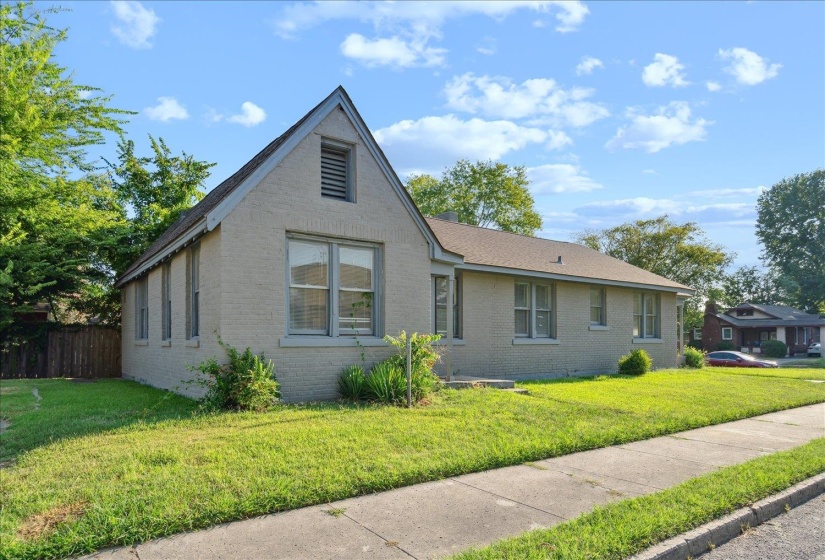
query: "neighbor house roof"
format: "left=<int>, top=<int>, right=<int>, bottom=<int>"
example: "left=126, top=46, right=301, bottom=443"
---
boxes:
left=116, top=87, right=455, bottom=288
left=426, top=218, right=693, bottom=294
left=714, top=303, right=825, bottom=327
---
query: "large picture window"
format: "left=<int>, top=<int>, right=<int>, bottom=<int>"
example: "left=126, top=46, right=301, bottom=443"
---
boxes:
left=514, top=281, right=554, bottom=338
left=288, top=236, right=378, bottom=337
left=633, top=292, right=660, bottom=338
left=433, top=274, right=461, bottom=338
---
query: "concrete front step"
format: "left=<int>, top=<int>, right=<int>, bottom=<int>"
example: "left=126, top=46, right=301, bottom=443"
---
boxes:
left=441, top=377, right=516, bottom=390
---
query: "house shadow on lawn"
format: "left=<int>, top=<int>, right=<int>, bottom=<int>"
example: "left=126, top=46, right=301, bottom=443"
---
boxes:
left=0, top=378, right=198, bottom=464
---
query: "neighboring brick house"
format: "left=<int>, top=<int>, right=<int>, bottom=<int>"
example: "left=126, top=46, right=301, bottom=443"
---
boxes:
left=699, top=302, right=825, bottom=356
left=116, top=87, right=694, bottom=403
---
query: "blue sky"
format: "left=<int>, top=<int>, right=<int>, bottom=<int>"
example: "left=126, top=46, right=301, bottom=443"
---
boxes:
left=55, top=1, right=824, bottom=269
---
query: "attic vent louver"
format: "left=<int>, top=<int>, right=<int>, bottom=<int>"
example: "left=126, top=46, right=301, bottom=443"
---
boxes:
left=556, top=256, right=564, bottom=264
left=321, top=144, right=351, bottom=201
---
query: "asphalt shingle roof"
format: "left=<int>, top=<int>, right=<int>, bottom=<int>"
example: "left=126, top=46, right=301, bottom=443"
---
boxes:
left=425, top=218, right=692, bottom=292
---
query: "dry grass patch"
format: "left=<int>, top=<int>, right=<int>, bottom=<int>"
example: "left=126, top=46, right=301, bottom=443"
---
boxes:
left=17, top=502, right=87, bottom=541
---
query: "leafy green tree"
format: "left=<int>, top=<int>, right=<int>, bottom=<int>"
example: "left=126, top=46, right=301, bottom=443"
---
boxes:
left=718, top=265, right=792, bottom=309
left=1, top=2, right=129, bottom=333
left=406, top=159, right=542, bottom=236
left=755, top=170, right=825, bottom=313
left=576, top=216, right=733, bottom=327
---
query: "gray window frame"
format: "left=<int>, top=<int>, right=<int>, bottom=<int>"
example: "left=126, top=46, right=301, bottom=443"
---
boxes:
left=514, top=280, right=555, bottom=339
left=187, top=244, right=200, bottom=339
left=161, top=261, right=171, bottom=341
left=633, top=292, right=660, bottom=338
left=590, top=286, right=606, bottom=326
left=433, top=274, right=462, bottom=338
left=286, top=234, right=381, bottom=338
left=721, top=326, right=733, bottom=340
left=135, top=277, right=148, bottom=340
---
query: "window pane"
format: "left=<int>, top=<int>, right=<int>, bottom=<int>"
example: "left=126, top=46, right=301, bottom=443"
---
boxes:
left=535, top=284, right=550, bottom=310
left=634, top=293, right=642, bottom=315
left=536, top=310, right=551, bottom=337
left=634, top=316, right=642, bottom=337
left=645, top=294, right=655, bottom=314
left=339, top=246, right=372, bottom=290
left=514, top=283, right=529, bottom=308
left=590, top=306, right=602, bottom=324
left=289, top=287, right=328, bottom=332
left=645, top=316, right=655, bottom=338
left=290, top=240, right=328, bottom=287
left=339, top=291, right=373, bottom=332
left=514, top=309, right=529, bottom=336
left=590, top=287, right=602, bottom=307
left=434, top=277, right=447, bottom=334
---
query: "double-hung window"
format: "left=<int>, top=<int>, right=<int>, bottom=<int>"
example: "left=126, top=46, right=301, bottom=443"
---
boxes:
left=514, top=281, right=554, bottom=338
left=161, top=262, right=171, bottom=341
left=590, top=287, right=606, bottom=326
left=188, top=244, right=200, bottom=339
left=433, top=274, right=461, bottom=338
left=135, top=277, right=148, bottom=340
left=288, top=236, right=378, bottom=337
left=633, top=292, right=660, bottom=338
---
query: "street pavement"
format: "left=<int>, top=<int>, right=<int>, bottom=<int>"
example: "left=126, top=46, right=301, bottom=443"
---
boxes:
left=84, top=402, right=825, bottom=560
left=699, top=494, right=825, bottom=560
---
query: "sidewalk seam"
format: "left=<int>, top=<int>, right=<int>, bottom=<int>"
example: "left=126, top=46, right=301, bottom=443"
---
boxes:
left=449, top=477, right=568, bottom=520
left=338, top=510, right=418, bottom=560
left=630, top=471, right=825, bottom=560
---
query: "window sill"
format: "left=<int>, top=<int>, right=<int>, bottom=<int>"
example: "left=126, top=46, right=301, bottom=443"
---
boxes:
left=134, top=340, right=149, bottom=346
left=160, top=340, right=171, bottom=347
left=633, top=338, right=663, bottom=344
left=512, top=337, right=560, bottom=346
left=185, top=339, right=200, bottom=348
left=279, top=336, right=388, bottom=348
left=433, top=338, right=466, bottom=347
left=589, top=325, right=609, bottom=331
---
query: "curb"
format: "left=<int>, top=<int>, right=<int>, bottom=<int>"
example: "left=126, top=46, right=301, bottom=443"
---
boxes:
left=630, top=471, right=825, bottom=560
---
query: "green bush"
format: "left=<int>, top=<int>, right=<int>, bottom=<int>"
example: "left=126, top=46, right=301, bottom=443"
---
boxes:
left=365, top=361, right=407, bottom=404
left=338, top=365, right=366, bottom=401
left=192, top=342, right=280, bottom=412
left=618, top=349, right=652, bottom=376
left=716, top=341, right=735, bottom=351
left=683, top=346, right=705, bottom=369
left=762, top=339, right=788, bottom=358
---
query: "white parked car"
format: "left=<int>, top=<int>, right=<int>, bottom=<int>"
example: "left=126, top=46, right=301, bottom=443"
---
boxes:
left=808, top=342, right=822, bottom=357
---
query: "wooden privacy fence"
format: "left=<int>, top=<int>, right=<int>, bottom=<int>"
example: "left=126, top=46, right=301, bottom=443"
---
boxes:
left=1, top=326, right=121, bottom=379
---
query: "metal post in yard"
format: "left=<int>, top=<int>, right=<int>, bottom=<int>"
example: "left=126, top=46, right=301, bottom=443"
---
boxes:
left=406, top=337, right=412, bottom=408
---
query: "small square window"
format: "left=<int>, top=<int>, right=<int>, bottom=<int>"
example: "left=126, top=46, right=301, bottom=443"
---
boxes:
left=721, top=327, right=733, bottom=340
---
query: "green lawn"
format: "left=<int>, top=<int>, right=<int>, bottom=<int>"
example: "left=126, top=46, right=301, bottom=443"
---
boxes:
left=1, top=369, right=824, bottom=560
left=452, top=437, right=825, bottom=560
left=708, top=365, right=825, bottom=381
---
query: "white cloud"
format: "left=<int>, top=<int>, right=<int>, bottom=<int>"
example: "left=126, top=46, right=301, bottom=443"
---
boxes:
left=373, top=114, right=549, bottom=173
left=575, top=56, right=604, bottom=76
left=444, top=73, right=609, bottom=127
left=574, top=197, right=757, bottom=225
left=528, top=164, right=603, bottom=194
left=719, top=47, right=781, bottom=85
left=274, top=1, right=589, bottom=37
left=642, top=53, right=689, bottom=87
left=545, top=131, right=574, bottom=150
left=144, top=97, right=188, bottom=122
left=340, top=33, right=445, bottom=68
left=476, top=37, right=497, bottom=56
left=606, top=102, right=711, bottom=153
left=706, top=81, right=722, bottom=92
left=226, top=102, right=267, bottom=127
left=110, top=1, right=160, bottom=49
left=642, top=169, right=657, bottom=175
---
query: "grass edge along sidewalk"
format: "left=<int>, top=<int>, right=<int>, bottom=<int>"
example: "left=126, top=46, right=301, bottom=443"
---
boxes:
left=450, top=437, right=825, bottom=560
left=1, top=371, right=824, bottom=559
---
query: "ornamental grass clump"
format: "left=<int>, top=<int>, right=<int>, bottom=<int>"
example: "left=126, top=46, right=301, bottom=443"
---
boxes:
left=365, top=360, right=407, bottom=404
left=618, top=348, right=653, bottom=376
left=192, top=342, right=280, bottom=412
left=683, top=346, right=705, bottom=369
left=338, top=364, right=367, bottom=401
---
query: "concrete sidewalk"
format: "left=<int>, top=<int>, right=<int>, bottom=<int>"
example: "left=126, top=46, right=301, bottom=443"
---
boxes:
left=87, top=403, right=825, bottom=560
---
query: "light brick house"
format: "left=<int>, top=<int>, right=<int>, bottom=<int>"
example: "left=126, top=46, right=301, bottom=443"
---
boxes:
left=116, top=87, right=694, bottom=402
